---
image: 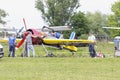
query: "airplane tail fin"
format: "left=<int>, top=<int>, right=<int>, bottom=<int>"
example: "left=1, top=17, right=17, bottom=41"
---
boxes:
left=69, top=31, right=76, bottom=39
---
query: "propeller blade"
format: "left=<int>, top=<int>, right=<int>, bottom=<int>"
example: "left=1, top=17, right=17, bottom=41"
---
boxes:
left=16, top=32, right=29, bottom=48
left=17, top=27, right=24, bottom=34
left=23, top=18, right=27, bottom=30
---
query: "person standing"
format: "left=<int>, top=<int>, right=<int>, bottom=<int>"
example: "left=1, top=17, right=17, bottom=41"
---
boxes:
left=8, top=35, right=16, bottom=57
left=26, top=31, right=36, bottom=57
left=88, top=32, right=96, bottom=58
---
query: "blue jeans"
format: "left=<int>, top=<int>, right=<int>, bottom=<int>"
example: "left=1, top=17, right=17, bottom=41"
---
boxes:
left=89, top=44, right=96, bottom=57
left=8, top=45, right=15, bottom=57
left=27, top=45, right=35, bottom=57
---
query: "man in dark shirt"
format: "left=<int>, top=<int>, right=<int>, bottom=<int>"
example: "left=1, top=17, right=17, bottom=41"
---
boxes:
left=8, top=35, right=16, bottom=57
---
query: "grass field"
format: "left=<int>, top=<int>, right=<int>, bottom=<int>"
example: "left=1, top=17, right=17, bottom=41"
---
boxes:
left=0, top=57, right=120, bottom=80
left=2, top=42, right=115, bottom=57
left=0, top=42, right=120, bottom=80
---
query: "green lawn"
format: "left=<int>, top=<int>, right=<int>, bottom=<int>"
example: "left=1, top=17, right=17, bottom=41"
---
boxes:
left=2, top=41, right=115, bottom=57
left=0, top=57, right=120, bottom=80
left=0, top=42, right=119, bottom=80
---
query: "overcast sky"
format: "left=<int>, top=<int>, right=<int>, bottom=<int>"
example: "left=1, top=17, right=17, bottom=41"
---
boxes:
left=0, top=0, right=118, bottom=29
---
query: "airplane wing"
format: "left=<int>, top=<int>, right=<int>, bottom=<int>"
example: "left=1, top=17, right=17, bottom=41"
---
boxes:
left=0, top=38, right=21, bottom=43
left=103, top=27, right=120, bottom=29
left=41, top=26, right=72, bottom=32
left=43, top=39, right=94, bottom=46
left=43, top=39, right=94, bottom=52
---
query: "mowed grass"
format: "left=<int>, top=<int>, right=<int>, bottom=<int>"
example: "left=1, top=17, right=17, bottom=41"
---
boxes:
left=2, top=41, right=115, bottom=57
left=0, top=57, right=120, bottom=80
left=0, top=42, right=119, bottom=80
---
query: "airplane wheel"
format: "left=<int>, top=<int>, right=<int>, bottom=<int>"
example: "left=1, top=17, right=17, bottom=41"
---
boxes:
left=71, top=51, right=75, bottom=55
left=47, top=52, right=54, bottom=57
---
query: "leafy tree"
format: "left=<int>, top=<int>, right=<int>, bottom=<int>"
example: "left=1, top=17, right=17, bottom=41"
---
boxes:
left=107, top=1, right=120, bottom=39
left=35, top=0, right=79, bottom=26
left=0, top=9, right=7, bottom=25
left=85, top=11, right=108, bottom=36
left=69, top=11, right=89, bottom=39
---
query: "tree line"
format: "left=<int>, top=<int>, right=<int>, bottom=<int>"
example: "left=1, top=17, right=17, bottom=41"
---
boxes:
left=0, top=0, right=120, bottom=41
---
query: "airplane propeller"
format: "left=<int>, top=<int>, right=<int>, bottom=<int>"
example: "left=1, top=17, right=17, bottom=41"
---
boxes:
left=13, top=26, right=24, bottom=38
left=16, top=18, right=31, bottom=48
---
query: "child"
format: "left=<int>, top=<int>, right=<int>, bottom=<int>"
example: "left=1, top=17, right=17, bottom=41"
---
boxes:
left=97, top=51, right=105, bottom=58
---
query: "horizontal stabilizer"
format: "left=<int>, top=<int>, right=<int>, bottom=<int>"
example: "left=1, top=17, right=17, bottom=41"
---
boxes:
left=63, top=45, right=77, bottom=52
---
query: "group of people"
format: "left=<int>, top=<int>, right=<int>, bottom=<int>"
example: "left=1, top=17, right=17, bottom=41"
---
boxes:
left=8, top=30, right=101, bottom=58
left=8, top=31, right=36, bottom=57
left=8, top=30, right=61, bottom=57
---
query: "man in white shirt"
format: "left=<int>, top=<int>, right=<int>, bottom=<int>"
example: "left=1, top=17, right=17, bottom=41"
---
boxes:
left=88, top=32, right=96, bottom=58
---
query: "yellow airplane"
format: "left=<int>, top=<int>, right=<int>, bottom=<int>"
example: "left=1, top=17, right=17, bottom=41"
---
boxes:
left=15, top=27, right=94, bottom=54
left=0, top=26, right=94, bottom=55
